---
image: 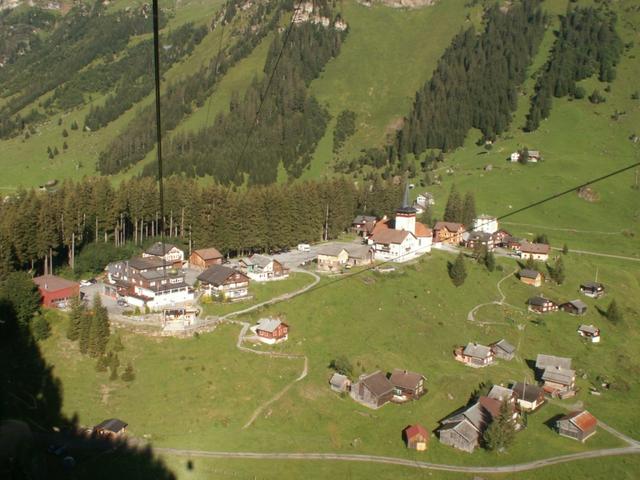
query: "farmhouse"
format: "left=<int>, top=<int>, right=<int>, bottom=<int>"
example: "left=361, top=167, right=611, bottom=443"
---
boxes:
left=351, top=215, right=377, bottom=237
left=433, top=221, right=465, bottom=245
left=454, top=343, right=495, bottom=368
left=106, top=257, right=194, bottom=308
left=351, top=371, right=395, bottom=409
left=538, top=357, right=576, bottom=397
left=557, top=410, right=597, bottom=442
left=493, top=229, right=512, bottom=247
left=463, top=231, right=495, bottom=251
left=189, top=247, right=223, bottom=269
left=403, top=424, right=429, bottom=451
left=578, top=324, right=600, bottom=343
left=239, top=254, right=289, bottom=281
left=519, top=269, right=543, bottom=287
left=512, top=382, right=545, bottom=412
left=472, top=214, right=498, bottom=234
left=527, top=296, right=558, bottom=313
left=317, top=244, right=374, bottom=271
left=32, top=274, right=80, bottom=308
left=197, top=265, right=250, bottom=301
left=561, top=299, right=588, bottom=316
left=519, top=242, right=550, bottom=261
left=142, top=242, right=184, bottom=268
left=490, top=339, right=516, bottom=360
left=438, top=396, right=502, bottom=453
left=580, top=281, right=605, bottom=298
left=251, top=318, right=289, bottom=344
left=329, top=373, right=351, bottom=393
left=93, top=418, right=127, bottom=439
left=389, top=369, right=427, bottom=400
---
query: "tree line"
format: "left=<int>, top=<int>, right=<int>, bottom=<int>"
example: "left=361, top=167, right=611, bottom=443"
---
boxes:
left=0, top=175, right=403, bottom=279
left=524, top=5, right=623, bottom=132
left=392, top=0, right=546, bottom=158
left=141, top=17, right=347, bottom=185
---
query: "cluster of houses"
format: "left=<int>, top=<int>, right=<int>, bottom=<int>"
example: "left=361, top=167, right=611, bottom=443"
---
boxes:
left=453, top=339, right=516, bottom=367
left=329, top=369, right=427, bottom=409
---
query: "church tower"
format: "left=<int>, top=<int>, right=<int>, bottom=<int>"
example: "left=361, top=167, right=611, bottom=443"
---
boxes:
left=395, top=183, right=416, bottom=234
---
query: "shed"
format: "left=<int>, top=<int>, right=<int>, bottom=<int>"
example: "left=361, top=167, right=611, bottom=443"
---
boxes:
left=403, top=424, right=429, bottom=451
left=561, top=299, right=588, bottom=315
left=189, top=247, right=223, bottom=269
left=329, top=373, right=351, bottom=393
left=490, top=339, right=516, bottom=360
left=519, top=269, right=542, bottom=287
left=577, top=324, right=600, bottom=343
left=580, top=282, right=605, bottom=298
left=93, top=418, right=127, bottom=438
left=557, top=410, right=597, bottom=442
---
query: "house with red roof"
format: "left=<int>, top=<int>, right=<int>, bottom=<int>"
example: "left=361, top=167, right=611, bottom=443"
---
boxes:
left=403, top=424, right=429, bottom=451
left=557, top=410, right=597, bottom=442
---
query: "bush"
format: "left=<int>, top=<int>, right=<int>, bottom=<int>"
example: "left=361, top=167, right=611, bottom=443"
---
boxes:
left=329, top=355, right=353, bottom=377
left=588, top=89, right=606, bottom=104
left=121, top=362, right=135, bottom=382
left=31, top=315, right=51, bottom=341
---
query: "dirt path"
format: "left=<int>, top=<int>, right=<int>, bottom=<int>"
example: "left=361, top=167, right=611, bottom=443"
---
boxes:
left=467, top=267, right=522, bottom=323
left=550, top=247, right=640, bottom=263
left=501, top=222, right=622, bottom=236
left=155, top=446, right=640, bottom=473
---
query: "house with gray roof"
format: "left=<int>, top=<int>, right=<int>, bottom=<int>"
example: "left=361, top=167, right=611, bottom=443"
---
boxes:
left=350, top=371, right=395, bottom=409
left=438, top=396, right=503, bottom=453
left=535, top=354, right=576, bottom=398
left=239, top=254, right=289, bottom=282
left=490, top=339, right=516, bottom=360
left=578, top=324, right=600, bottom=343
left=142, top=242, right=184, bottom=267
left=329, top=373, right=351, bottom=393
left=454, top=342, right=495, bottom=368
left=561, top=299, right=588, bottom=316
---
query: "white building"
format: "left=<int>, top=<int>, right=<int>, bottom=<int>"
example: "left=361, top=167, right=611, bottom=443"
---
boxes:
left=472, top=215, right=498, bottom=235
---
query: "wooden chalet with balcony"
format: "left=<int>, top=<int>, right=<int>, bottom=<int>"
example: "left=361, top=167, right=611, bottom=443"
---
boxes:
left=389, top=369, right=427, bottom=401
left=580, top=281, right=605, bottom=298
left=454, top=343, right=495, bottom=368
left=433, top=221, right=465, bottom=245
left=197, top=265, right=250, bottom=301
left=527, top=296, right=558, bottom=313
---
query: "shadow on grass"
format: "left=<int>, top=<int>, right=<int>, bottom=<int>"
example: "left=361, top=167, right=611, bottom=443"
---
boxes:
left=0, top=300, right=176, bottom=480
left=544, top=414, right=565, bottom=432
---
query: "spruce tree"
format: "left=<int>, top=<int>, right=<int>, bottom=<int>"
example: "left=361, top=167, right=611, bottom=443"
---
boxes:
left=552, top=256, right=565, bottom=284
left=78, top=311, right=91, bottom=355
left=483, top=399, right=516, bottom=451
left=89, top=294, right=110, bottom=358
left=95, top=354, right=109, bottom=372
left=462, top=192, right=476, bottom=227
left=607, top=299, right=622, bottom=323
left=443, top=185, right=462, bottom=223
left=31, top=314, right=51, bottom=341
left=0, top=271, right=41, bottom=328
left=121, top=362, right=135, bottom=382
left=449, top=252, right=467, bottom=287
left=485, top=251, right=496, bottom=272
left=109, top=353, right=120, bottom=380
left=66, top=295, right=85, bottom=341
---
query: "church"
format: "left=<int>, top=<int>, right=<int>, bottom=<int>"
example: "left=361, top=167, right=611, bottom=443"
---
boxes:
left=368, top=186, right=432, bottom=263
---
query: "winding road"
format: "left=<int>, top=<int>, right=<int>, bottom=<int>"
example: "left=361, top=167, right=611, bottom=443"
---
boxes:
left=467, top=267, right=522, bottom=323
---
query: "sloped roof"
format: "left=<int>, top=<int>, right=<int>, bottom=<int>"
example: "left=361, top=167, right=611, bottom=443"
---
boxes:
left=404, top=423, right=428, bottom=440
left=389, top=369, right=425, bottom=390
left=414, top=221, right=432, bottom=238
left=434, top=221, right=464, bottom=233
left=145, top=242, right=181, bottom=256
left=244, top=254, right=273, bottom=268
left=519, top=269, right=541, bottom=279
left=371, top=228, right=412, bottom=245
left=512, top=382, right=543, bottom=403
left=345, top=244, right=373, bottom=259
left=94, top=418, right=127, bottom=433
left=463, top=342, right=492, bottom=359
left=317, top=244, right=348, bottom=257
left=491, top=339, right=516, bottom=354
left=440, top=419, right=479, bottom=443
left=542, top=366, right=575, bottom=385
left=360, top=371, right=394, bottom=397
left=329, top=373, right=350, bottom=389
left=33, top=275, right=79, bottom=292
left=581, top=281, right=604, bottom=290
left=536, top=354, right=572, bottom=370
left=128, top=256, right=167, bottom=271
left=528, top=296, right=553, bottom=307
left=578, top=324, right=599, bottom=335
left=255, top=318, right=284, bottom=333
left=561, top=410, right=597, bottom=432
left=566, top=299, right=588, bottom=310
left=478, top=396, right=502, bottom=419
left=192, top=247, right=223, bottom=261
left=488, top=385, right=514, bottom=402
left=353, top=215, right=377, bottom=224
left=197, top=265, right=247, bottom=286
left=520, top=241, right=550, bottom=254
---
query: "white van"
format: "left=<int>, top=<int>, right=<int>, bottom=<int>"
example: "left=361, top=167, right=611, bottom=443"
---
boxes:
left=297, top=243, right=311, bottom=252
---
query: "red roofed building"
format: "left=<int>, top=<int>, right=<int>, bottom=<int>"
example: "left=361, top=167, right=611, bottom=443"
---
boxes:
left=557, top=410, right=597, bottom=442
left=403, top=424, right=429, bottom=451
left=32, top=275, right=80, bottom=308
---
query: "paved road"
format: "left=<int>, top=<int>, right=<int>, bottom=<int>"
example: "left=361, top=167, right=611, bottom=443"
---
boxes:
left=154, top=446, right=640, bottom=473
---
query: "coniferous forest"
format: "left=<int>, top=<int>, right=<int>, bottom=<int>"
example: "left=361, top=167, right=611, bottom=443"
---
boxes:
left=0, top=176, right=403, bottom=279
left=393, top=0, right=546, bottom=158
left=524, top=5, right=623, bottom=132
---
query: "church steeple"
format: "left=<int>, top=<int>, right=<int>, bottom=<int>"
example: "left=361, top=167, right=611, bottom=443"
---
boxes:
left=395, top=181, right=416, bottom=234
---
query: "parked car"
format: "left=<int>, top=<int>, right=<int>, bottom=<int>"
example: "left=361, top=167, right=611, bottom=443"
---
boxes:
left=117, top=298, right=128, bottom=307
left=79, top=278, right=96, bottom=287
left=297, top=243, right=311, bottom=252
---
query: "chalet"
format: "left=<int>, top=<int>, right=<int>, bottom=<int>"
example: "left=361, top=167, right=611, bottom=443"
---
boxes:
left=350, top=371, right=395, bottom=409
left=93, top=418, right=127, bottom=439
left=506, top=236, right=523, bottom=252
left=527, top=296, right=558, bottom=314
left=488, top=385, right=516, bottom=404
left=403, top=424, right=429, bottom=451
left=316, top=244, right=374, bottom=272
left=511, top=382, right=545, bottom=412
left=438, top=396, right=501, bottom=453
left=463, top=231, right=495, bottom=251
left=536, top=354, right=576, bottom=397
left=561, top=299, right=588, bottom=316
left=142, top=242, right=184, bottom=268
left=493, top=229, right=512, bottom=247
left=472, top=215, right=498, bottom=234
left=580, top=282, right=605, bottom=298
left=239, top=254, right=289, bottom=282
left=519, top=269, right=543, bottom=287
left=389, top=369, right=427, bottom=401
left=329, top=373, right=351, bottom=393
left=189, top=247, right=223, bottom=269
left=490, top=339, right=516, bottom=361
left=433, top=221, right=465, bottom=245
left=197, top=265, right=250, bottom=301
left=519, top=242, right=550, bottom=261
left=578, top=324, right=600, bottom=343
left=536, top=354, right=572, bottom=373
left=415, top=192, right=435, bottom=208
left=252, top=318, right=289, bottom=344
left=454, top=343, right=495, bottom=368
left=106, top=257, right=193, bottom=308
left=351, top=215, right=377, bottom=237
left=32, top=275, right=80, bottom=308
left=557, top=410, right=597, bottom=442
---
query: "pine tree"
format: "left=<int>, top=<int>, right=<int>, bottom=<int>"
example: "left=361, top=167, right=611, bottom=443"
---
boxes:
left=62, top=129, right=68, bottom=138
left=449, top=252, right=467, bottom=287
left=0, top=271, right=41, bottom=328
left=111, top=332, right=125, bottom=352
left=462, top=192, right=476, bottom=227
left=66, top=295, right=85, bottom=341
left=562, top=243, right=569, bottom=255
left=89, top=294, right=110, bottom=357
left=78, top=311, right=91, bottom=355
left=485, top=251, right=496, bottom=272
left=95, top=354, right=109, bottom=372
left=109, top=353, right=120, bottom=380
left=607, top=299, right=623, bottom=323
left=552, top=256, right=565, bottom=284
left=483, top=399, right=516, bottom=451
left=443, top=185, right=462, bottom=223
left=121, top=362, right=135, bottom=382
left=31, top=314, right=51, bottom=341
